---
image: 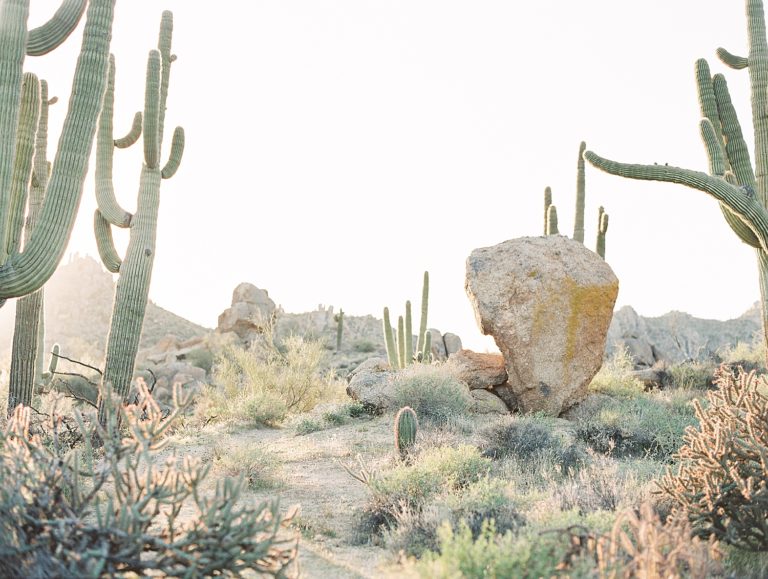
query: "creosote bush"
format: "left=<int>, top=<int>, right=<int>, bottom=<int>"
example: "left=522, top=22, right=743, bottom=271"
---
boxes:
left=0, top=383, right=298, bottom=577
left=198, top=335, right=340, bottom=427
left=658, top=365, right=768, bottom=551
left=388, top=363, right=471, bottom=424
left=590, top=346, right=644, bottom=398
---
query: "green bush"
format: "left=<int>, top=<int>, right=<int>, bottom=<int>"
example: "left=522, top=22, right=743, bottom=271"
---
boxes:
left=590, top=345, right=644, bottom=397
left=355, top=445, right=490, bottom=541
left=574, top=391, right=698, bottom=460
left=213, top=444, right=283, bottom=490
left=480, top=416, right=586, bottom=472
left=666, top=360, right=716, bottom=390
left=186, top=347, right=215, bottom=374
left=0, top=385, right=298, bottom=576
left=198, top=336, right=338, bottom=427
left=352, top=340, right=377, bottom=353
left=416, top=520, right=591, bottom=579
left=389, top=364, right=471, bottom=424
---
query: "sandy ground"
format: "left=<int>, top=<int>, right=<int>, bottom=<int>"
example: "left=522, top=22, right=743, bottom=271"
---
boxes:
left=167, top=415, right=408, bottom=578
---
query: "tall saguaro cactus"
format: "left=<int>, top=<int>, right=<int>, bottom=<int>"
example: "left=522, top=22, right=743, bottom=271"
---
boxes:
left=96, top=11, right=184, bottom=416
left=585, top=0, right=768, bottom=357
left=0, top=0, right=113, bottom=300
left=573, top=141, right=587, bottom=243
left=2, top=0, right=115, bottom=414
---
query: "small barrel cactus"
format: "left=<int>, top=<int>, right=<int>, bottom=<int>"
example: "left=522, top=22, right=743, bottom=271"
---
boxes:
left=394, top=406, right=418, bottom=457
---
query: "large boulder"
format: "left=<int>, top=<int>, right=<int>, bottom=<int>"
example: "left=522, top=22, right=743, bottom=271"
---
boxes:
left=466, top=236, right=618, bottom=415
left=345, top=357, right=395, bottom=411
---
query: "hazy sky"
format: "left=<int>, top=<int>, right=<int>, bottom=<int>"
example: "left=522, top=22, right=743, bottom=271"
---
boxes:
left=23, top=1, right=762, bottom=351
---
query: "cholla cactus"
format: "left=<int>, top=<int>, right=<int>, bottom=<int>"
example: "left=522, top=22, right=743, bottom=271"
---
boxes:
left=0, top=382, right=299, bottom=576
left=96, top=11, right=185, bottom=418
left=657, top=366, right=768, bottom=550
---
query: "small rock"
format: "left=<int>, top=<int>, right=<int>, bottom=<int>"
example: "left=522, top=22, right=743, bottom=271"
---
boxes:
left=446, top=349, right=507, bottom=390
left=470, top=389, right=509, bottom=414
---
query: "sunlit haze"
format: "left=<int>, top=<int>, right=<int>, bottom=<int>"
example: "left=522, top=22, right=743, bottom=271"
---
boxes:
left=24, top=1, right=761, bottom=351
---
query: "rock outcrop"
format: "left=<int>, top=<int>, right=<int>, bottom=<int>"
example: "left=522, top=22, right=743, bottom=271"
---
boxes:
left=466, top=236, right=618, bottom=415
left=605, top=304, right=761, bottom=366
left=216, top=283, right=277, bottom=347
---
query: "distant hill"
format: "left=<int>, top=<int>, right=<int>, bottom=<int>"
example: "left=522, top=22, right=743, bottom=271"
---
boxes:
left=0, top=255, right=210, bottom=369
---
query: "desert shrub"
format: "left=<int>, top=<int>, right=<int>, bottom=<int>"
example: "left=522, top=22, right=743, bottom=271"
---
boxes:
left=574, top=391, right=698, bottom=460
left=719, top=335, right=765, bottom=373
left=480, top=416, right=587, bottom=471
left=352, top=339, right=377, bottom=353
left=657, top=366, right=768, bottom=551
left=388, top=363, right=472, bottom=424
left=213, top=444, right=283, bottom=490
left=416, top=520, right=592, bottom=579
left=200, top=336, right=339, bottom=427
left=185, top=347, right=215, bottom=374
left=354, top=445, right=490, bottom=540
left=443, top=476, right=523, bottom=538
left=555, top=455, right=661, bottom=514
left=0, top=384, right=297, bottom=577
left=666, top=360, right=716, bottom=390
left=293, top=401, right=368, bottom=435
left=596, top=502, right=722, bottom=578
left=591, top=346, right=645, bottom=397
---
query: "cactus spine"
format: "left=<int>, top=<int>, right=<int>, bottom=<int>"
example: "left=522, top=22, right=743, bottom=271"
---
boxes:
left=0, top=0, right=113, bottom=300
left=394, top=406, right=418, bottom=457
left=596, top=206, right=609, bottom=259
left=97, top=12, right=185, bottom=417
left=584, top=0, right=768, bottom=356
left=334, top=308, right=344, bottom=351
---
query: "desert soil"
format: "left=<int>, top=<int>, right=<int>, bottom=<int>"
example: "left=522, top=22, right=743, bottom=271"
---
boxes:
left=167, top=415, right=412, bottom=578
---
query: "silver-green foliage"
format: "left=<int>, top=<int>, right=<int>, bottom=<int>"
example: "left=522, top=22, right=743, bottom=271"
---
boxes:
left=0, top=383, right=298, bottom=577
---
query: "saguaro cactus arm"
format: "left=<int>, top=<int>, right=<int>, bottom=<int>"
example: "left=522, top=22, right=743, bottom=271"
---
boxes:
left=26, top=0, right=86, bottom=56
left=95, top=55, right=135, bottom=228
left=573, top=141, right=586, bottom=242
left=94, top=209, right=121, bottom=273
left=0, top=0, right=115, bottom=298
left=584, top=151, right=768, bottom=253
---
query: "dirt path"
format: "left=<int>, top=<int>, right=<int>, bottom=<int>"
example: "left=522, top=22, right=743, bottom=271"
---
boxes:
left=170, top=416, right=404, bottom=578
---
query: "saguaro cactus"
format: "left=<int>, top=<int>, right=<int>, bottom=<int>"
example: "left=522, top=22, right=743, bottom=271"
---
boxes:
left=0, top=0, right=113, bottom=300
left=382, top=271, right=431, bottom=368
left=96, top=11, right=185, bottom=416
left=585, top=0, right=768, bottom=356
left=542, top=142, right=606, bottom=249
left=8, top=78, right=57, bottom=413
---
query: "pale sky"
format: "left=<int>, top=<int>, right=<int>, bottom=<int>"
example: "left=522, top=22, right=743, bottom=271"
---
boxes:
left=23, top=1, right=762, bottom=351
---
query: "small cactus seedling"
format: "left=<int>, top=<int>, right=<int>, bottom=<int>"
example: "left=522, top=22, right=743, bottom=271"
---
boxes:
left=394, top=406, right=418, bottom=457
